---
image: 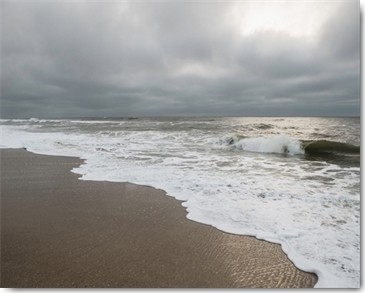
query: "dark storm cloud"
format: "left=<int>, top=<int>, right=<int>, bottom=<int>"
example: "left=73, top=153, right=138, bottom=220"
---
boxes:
left=318, top=1, right=360, bottom=61
left=0, top=0, right=360, bottom=118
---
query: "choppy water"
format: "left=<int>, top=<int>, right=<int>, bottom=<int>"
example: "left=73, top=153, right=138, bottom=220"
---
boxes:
left=0, top=117, right=360, bottom=288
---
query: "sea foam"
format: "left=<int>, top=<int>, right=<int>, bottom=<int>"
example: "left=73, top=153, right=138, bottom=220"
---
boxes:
left=233, top=134, right=304, bottom=155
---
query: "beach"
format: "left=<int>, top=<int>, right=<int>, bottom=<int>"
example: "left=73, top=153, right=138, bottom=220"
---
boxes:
left=0, top=148, right=317, bottom=288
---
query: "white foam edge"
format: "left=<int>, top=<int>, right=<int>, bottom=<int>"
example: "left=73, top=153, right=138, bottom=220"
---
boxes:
left=75, top=156, right=352, bottom=288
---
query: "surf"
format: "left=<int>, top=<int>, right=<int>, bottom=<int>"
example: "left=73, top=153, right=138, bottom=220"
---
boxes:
left=0, top=118, right=360, bottom=288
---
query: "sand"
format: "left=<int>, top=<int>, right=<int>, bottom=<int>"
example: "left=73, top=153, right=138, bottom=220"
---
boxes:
left=0, top=149, right=317, bottom=288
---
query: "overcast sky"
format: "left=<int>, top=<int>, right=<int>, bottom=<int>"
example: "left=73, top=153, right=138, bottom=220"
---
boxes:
left=1, top=0, right=360, bottom=118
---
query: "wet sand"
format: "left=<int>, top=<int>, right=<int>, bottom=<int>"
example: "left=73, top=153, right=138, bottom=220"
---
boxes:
left=0, top=149, right=317, bottom=288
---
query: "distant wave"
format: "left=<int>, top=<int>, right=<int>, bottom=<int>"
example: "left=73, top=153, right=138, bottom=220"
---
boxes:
left=252, top=123, right=274, bottom=130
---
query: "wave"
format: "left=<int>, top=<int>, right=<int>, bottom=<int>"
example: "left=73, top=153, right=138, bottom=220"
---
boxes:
left=225, top=135, right=360, bottom=157
left=253, top=123, right=274, bottom=130
left=302, top=140, right=360, bottom=155
left=226, top=134, right=303, bottom=155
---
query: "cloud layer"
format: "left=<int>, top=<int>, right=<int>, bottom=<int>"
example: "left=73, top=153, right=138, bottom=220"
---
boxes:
left=1, top=1, right=360, bottom=118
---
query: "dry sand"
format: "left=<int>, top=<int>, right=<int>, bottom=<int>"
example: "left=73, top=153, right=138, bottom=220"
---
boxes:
left=0, top=149, right=317, bottom=288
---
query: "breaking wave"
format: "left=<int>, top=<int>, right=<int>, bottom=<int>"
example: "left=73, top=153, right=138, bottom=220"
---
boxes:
left=225, top=135, right=360, bottom=157
left=225, top=134, right=303, bottom=155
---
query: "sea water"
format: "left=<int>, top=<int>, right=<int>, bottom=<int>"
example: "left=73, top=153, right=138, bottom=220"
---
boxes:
left=0, top=117, right=360, bottom=288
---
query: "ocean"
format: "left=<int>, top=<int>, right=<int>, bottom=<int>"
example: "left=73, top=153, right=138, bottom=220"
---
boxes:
left=0, top=116, right=360, bottom=288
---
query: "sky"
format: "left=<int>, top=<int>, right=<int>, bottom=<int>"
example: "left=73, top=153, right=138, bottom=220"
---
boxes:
left=1, top=0, right=360, bottom=118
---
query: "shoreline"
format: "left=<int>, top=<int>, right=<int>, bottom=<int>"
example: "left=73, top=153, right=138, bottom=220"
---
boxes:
left=1, top=148, right=317, bottom=288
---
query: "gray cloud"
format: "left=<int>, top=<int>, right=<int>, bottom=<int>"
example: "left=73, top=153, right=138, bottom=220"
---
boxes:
left=0, top=0, right=360, bottom=118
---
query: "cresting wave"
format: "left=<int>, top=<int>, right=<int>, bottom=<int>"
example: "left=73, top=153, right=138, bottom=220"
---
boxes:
left=225, top=134, right=304, bottom=155
left=225, top=134, right=360, bottom=157
left=302, top=140, right=360, bottom=155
